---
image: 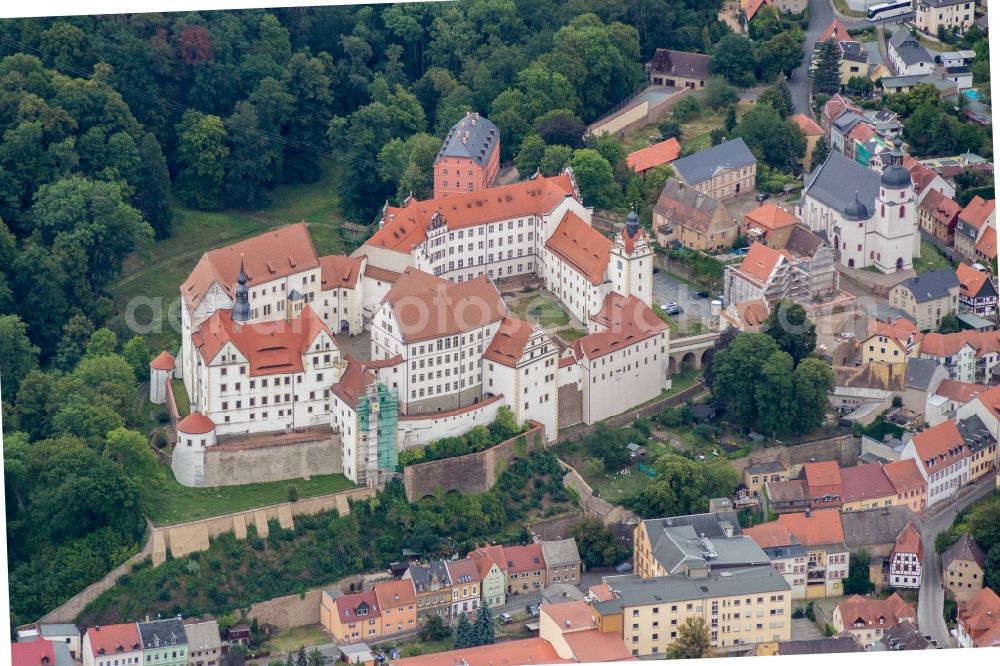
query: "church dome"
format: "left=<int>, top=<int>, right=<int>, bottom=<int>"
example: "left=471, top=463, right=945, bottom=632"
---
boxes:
left=625, top=210, right=639, bottom=238
left=881, top=138, right=912, bottom=189
left=843, top=191, right=868, bottom=221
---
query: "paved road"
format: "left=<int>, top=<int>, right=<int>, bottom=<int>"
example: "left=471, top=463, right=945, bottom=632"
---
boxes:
left=916, top=476, right=998, bottom=647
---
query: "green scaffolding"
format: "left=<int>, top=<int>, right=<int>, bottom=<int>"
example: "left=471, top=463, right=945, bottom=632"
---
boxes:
left=357, top=383, right=399, bottom=472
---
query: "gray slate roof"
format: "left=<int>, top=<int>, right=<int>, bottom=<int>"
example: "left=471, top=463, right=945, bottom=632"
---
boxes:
left=671, top=139, right=757, bottom=186
left=957, top=414, right=996, bottom=454
left=437, top=112, right=499, bottom=167
left=905, top=357, right=942, bottom=391
left=832, top=111, right=864, bottom=134
left=897, top=269, right=959, bottom=303
left=805, top=151, right=879, bottom=220
left=890, top=31, right=932, bottom=67
left=408, top=560, right=452, bottom=591
left=649, top=49, right=711, bottom=80
left=841, top=506, right=920, bottom=550
left=38, top=624, right=80, bottom=638
left=785, top=225, right=825, bottom=258
left=137, top=618, right=187, bottom=649
left=941, top=533, right=986, bottom=569
left=876, top=620, right=935, bottom=651
left=745, top=461, right=786, bottom=475
left=778, top=637, right=865, bottom=655
left=541, top=538, right=581, bottom=567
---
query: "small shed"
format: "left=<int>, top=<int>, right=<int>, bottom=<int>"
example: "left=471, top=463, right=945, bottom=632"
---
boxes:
left=626, top=442, right=646, bottom=458
left=339, top=643, right=375, bottom=666
left=691, top=403, right=717, bottom=420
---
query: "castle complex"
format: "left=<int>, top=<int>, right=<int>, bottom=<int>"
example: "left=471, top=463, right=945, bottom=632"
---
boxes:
left=155, top=166, right=669, bottom=488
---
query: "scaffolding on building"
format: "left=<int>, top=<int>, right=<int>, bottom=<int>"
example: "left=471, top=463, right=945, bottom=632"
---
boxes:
left=356, top=382, right=399, bottom=485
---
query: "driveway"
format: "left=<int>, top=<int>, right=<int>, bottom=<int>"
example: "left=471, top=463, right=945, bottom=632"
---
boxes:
left=653, top=271, right=715, bottom=324
left=917, top=477, right=999, bottom=647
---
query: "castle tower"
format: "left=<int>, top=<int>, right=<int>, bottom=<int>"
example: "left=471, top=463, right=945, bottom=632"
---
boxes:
left=610, top=209, right=654, bottom=305
left=874, top=138, right=917, bottom=272
left=232, top=255, right=251, bottom=322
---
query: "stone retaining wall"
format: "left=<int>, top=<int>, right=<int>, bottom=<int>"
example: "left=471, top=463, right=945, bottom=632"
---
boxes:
left=728, top=435, right=860, bottom=477
left=402, top=422, right=545, bottom=501
left=200, top=435, right=343, bottom=487
left=527, top=511, right=586, bottom=542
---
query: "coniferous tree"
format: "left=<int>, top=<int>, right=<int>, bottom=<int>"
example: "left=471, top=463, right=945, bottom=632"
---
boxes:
left=812, top=39, right=843, bottom=96
left=474, top=601, right=495, bottom=645
left=454, top=612, right=474, bottom=648
left=811, top=136, right=830, bottom=167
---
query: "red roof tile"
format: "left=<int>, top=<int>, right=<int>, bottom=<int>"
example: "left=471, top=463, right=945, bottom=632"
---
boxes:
left=743, top=522, right=796, bottom=549
left=840, top=464, right=895, bottom=503
left=85, top=624, right=141, bottom=657
left=181, top=223, right=319, bottom=311
left=909, top=419, right=969, bottom=474
left=333, top=590, right=381, bottom=623
left=544, top=212, right=612, bottom=285
left=374, top=579, right=417, bottom=609
left=907, top=162, right=940, bottom=196
left=867, top=317, right=922, bottom=347
left=572, top=293, right=667, bottom=361
left=502, top=543, right=545, bottom=574
left=744, top=0, right=775, bottom=22
left=956, top=263, right=991, bottom=300
left=319, top=254, right=364, bottom=290
left=370, top=174, right=576, bottom=253
left=483, top=317, right=535, bottom=368
left=803, top=460, right=842, bottom=489
left=562, top=630, right=634, bottom=662
left=469, top=545, right=508, bottom=574
left=391, top=638, right=569, bottom=666
left=382, top=268, right=506, bottom=342
left=627, top=138, right=681, bottom=173
left=892, top=522, right=923, bottom=560
left=836, top=593, right=915, bottom=629
left=150, top=351, right=175, bottom=371
left=975, top=225, right=996, bottom=260
left=883, top=459, right=924, bottom=495
left=744, top=204, right=799, bottom=232
left=446, top=558, right=483, bottom=586
left=790, top=113, right=823, bottom=136
left=934, top=379, right=984, bottom=404
left=738, top=242, right=785, bottom=283
left=778, top=510, right=845, bottom=546
left=13, top=641, right=56, bottom=666
left=177, top=412, right=215, bottom=435
left=330, top=354, right=376, bottom=410
left=958, top=587, right=1000, bottom=646
left=819, top=18, right=851, bottom=42
left=918, top=189, right=961, bottom=230
left=960, top=196, right=995, bottom=230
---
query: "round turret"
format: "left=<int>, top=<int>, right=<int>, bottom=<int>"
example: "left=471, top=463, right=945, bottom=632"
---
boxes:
left=232, top=255, right=251, bottom=322
left=625, top=210, right=639, bottom=238
left=843, top=191, right=868, bottom=221
left=880, top=138, right=912, bottom=189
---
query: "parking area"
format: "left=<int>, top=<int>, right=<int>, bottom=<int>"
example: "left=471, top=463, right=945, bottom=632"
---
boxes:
left=790, top=617, right=825, bottom=641
left=652, top=271, right=716, bottom=324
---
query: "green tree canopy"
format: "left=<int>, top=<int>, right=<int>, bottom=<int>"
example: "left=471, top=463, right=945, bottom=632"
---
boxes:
left=764, top=299, right=817, bottom=364
left=710, top=35, right=757, bottom=88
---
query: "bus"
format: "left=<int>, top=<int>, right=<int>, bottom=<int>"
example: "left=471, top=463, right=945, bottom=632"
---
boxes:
left=866, top=1, right=912, bottom=21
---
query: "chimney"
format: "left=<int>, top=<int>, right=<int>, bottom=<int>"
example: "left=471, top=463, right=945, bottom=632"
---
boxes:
left=806, top=508, right=812, bottom=517
left=565, top=619, right=572, bottom=627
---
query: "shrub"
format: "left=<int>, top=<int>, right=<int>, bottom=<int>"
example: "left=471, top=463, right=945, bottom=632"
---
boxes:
left=287, top=486, right=299, bottom=502
left=153, top=431, right=169, bottom=448
left=672, top=96, right=702, bottom=123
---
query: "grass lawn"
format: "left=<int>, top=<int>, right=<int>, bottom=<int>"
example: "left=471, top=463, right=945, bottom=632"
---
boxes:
left=138, top=396, right=167, bottom=436
left=831, top=0, right=867, bottom=18
left=504, top=291, right=571, bottom=328
left=621, top=102, right=752, bottom=156
left=170, top=379, right=190, bottom=417
left=914, top=239, right=954, bottom=274
left=667, top=367, right=702, bottom=396
left=556, top=327, right=587, bottom=341
left=917, top=34, right=953, bottom=52
left=588, top=465, right=652, bottom=503
left=396, top=637, right=454, bottom=658
left=262, top=625, right=332, bottom=655
left=110, top=160, right=346, bottom=354
left=144, top=473, right=355, bottom=525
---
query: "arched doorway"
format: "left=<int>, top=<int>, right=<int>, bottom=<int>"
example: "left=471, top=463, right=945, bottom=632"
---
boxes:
left=848, top=258, right=855, bottom=268
left=340, top=320, right=350, bottom=334
left=896, top=257, right=904, bottom=270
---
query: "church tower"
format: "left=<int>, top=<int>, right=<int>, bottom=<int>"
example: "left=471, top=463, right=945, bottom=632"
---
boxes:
left=232, top=255, right=251, bottom=323
left=610, top=210, right=654, bottom=305
left=874, top=138, right=918, bottom=272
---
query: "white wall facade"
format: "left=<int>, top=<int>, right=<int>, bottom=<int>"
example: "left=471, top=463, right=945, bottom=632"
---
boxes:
left=579, top=331, right=668, bottom=424
left=83, top=636, right=142, bottom=666
left=889, top=551, right=921, bottom=589
left=920, top=344, right=977, bottom=383
left=902, top=439, right=970, bottom=507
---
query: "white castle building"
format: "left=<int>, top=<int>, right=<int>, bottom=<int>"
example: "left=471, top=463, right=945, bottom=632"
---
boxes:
left=156, top=170, right=668, bottom=487
left=797, top=139, right=919, bottom=272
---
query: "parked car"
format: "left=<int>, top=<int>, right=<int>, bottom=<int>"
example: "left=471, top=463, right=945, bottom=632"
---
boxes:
left=839, top=331, right=855, bottom=339
left=526, top=604, right=540, bottom=617
left=693, top=291, right=709, bottom=299
left=614, top=561, right=633, bottom=573
left=499, top=612, right=514, bottom=624
left=755, top=192, right=770, bottom=202
left=662, top=302, right=683, bottom=315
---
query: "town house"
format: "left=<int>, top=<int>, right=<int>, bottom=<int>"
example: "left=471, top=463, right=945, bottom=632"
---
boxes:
left=503, top=543, right=547, bottom=595
left=445, top=558, right=482, bottom=617
left=943, top=534, right=987, bottom=602
left=956, top=262, right=998, bottom=318
left=670, top=139, right=757, bottom=202
left=777, top=511, right=849, bottom=599
left=888, top=523, right=922, bottom=589
left=83, top=624, right=142, bottom=666
left=653, top=177, right=735, bottom=252
left=404, top=560, right=454, bottom=621
left=832, top=593, right=916, bottom=647
left=901, top=419, right=970, bottom=506
left=889, top=270, right=960, bottom=331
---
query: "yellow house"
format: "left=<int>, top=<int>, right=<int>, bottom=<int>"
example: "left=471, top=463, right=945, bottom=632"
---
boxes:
left=742, top=461, right=789, bottom=505
left=862, top=318, right=922, bottom=365
left=916, top=0, right=976, bottom=36
left=839, top=464, right=897, bottom=513
left=888, top=271, right=961, bottom=331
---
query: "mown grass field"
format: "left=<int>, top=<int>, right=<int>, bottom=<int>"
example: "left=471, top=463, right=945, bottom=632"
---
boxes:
left=913, top=239, right=954, bottom=274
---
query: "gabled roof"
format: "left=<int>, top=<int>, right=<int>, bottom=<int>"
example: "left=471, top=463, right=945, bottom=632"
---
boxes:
left=408, top=560, right=453, bottom=591
left=975, top=226, right=996, bottom=260
left=436, top=112, right=499, bottom=167
left=382, top=268, right=506, bottom=342
left=891, top=523, right=922, bottom=559
left=333, top=590, right=381, bottom=622
left=883, top=459, right=924, bottom=494
left=879, top=619, right=934, bottom=651
left=934, top=379, right=983, bottom=404
left=920, top=331, right=977, bottom=357
left=840, top=464, right=896, bottom=503
left=329, top=354, right=375, bottom=410
left=868, top=317, right=921, bottom=346
left=137, top=618, right=187, bottom=649
left=483, top=317, right=535, bottom=368
left=445, top=558, right=482, bottom=586
left=86, top=624, right=142, bottom=657
left=561, top=629, right=634, bottom=662
left=837, top=592, right=915, bottom=628
left=790, top=113, right=824, bottom=136
left=958, top=587, right=1000, bottom=647
left=192, top=305, right=332, bottom=375
left=374, top=578, right=417, bottom=608
left=906, top=160, right=941, bottom=196
left=842, top=506, right=920, bottom=550
left=469, top=545, right=508, bottom=576
left=183, top=622, right=222, bottom=652
left=904, top=357, right=942, bottom=391
left=649, top=49, right=710, bottom=80
left=917, top=189, right=962, bottom=229
left=503, top=543, right=545, bottom=573
left=737, top=242, right=786, bottom=284
left=13, top=641, right=56, bottom=666
left=627, top=138, right=681, bottom=173
left=544, top=212, right=612, bottom=285
left=942, top=533, right=986, bottom=570
left=371, top=173, right=576, bottom=253
left=778, top=511, right=845, bottom=547
left=895, top=269, right=959, bottom=304
left=654, top=178, right=726, bottom=234
left=956, top=263, right=995, bottom=300
left=540, top=600, right=597, bottom=633
left=819, top=18, right=851, bottom=43
left=391, top=638, right=570, bottom=666
left=889, top=30, right=932, bottom=67
left=181, top=223, right=319, bottom=311
left=909, top=419, right=969, bottom=473
left=671, top=139, right=757, bottom=186
left=319, top=254, right=364, bottom=290
left=744, top=204, right=799, bottom=231
left=541, top=539, right=581, bottom=567
left=805, top=151, right=879, bottom=220
left=960, top=196, right=996, bottom=230
left=803, top=460, right=842, bottom=489
left=743, top=0, right=775, bottom=23
left=571, top=293, right=667, bottom=362
left=743, top=522, right=797, bottom=549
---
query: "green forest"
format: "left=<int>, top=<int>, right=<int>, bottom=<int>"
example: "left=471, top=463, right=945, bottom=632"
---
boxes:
left=0, top=1, right=733, bottom=632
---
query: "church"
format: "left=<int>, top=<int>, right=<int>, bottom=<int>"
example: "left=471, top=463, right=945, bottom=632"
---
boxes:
left=797, top=139, right=919, bottom=272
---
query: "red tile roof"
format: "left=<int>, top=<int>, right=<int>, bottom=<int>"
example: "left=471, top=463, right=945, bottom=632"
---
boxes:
left=744, top=204, right=799, bottom=232
left=181, top=223, right=319, bottom=310
left=502, top=543, right=545, bottom=574
left=918, top=188, right=961, bottom=230
left=363, top=264, right=402, bottom=284
left=382, top=268, right=506, bottom=342
left=956, top=263, right=991, bottom=300
left=330, top=354, right=376, bottom=409
left=85, top=624, right=141, bottom=657
left=803, top=461, right=842, bottom=489
left=819, top=17, right=851, bottom=42
left=743, top=522, right=796, bottom=549
left=907, top=161, right=940, bottom=196
left=840, top=464, right=895, bottom=503
left=738, top=242, right=785, bottom=283
left=446, top=558, right=483, bottom=586
left=778, top=510, right=845, bottom=546
left=370, top=174, right=576, bottom=253
left=934, top=378, right=984, bottom=404
left=836, top=593, right=915, bottom=629
left=391, top=638, right=569, bottom=666
left=192, top=305, right=332, bottom=375
left=544, top=212, right=612, bottom=285
left=333, top=590, right=381, bottom=623
left=848, top=122, right=875, bottom=144
left=920, top=331, right=976, bottom=357
left=483, top=317, right=534, bottom=368
left=13, top=641, right=56, bottom=666
left=571, top=293, right=667, bottom=361
left=883, top=459, right=925, bottom=495
left=150, top=351, right=175, bottom=371
left=319, top=254, right=364, bottom=290
left=562, top=630, right=635, bottom=662
left=867, top=317, right=922, bottom=348
left=744, top=0, right=775, bottom=22
left=790, top=113, right=823, bottom=136
left=958, top=587, right=1000, bottom=646
left=627, top=138, right=681, bottom=173
left=909, top=419, right=969, bottom=474
left=975, top=225, right=996, bottom=260
left=892, top=522, right=923, bottom=560
left=374, top=579, right=417, bottom=609
left=177, top=412, right=215, bottom=435
left=973, top=384, right=1000, bottom=421
left=469, top=545, right=508, bottom=575
left=960, top=196, right=995, bottom=230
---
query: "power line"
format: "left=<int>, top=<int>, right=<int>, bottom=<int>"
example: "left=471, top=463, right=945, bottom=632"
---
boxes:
left=0, top=34, right=410, bottom=178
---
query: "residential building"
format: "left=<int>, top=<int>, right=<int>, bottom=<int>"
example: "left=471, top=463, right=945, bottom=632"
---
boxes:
left=17, top=625, right=82, bottom=660
left=541, top=538, right=582, bottom=586
left=918, top=331, right=978, bottom=382
left=12, top=640, right=73, bottom=666
left=742, top=522, right=808, bottom=599
left=776, top=510, right=850, bottom=598
left=956, top=587, right=1000, bottom=648
left=842, top=506, right=922, bottom=559
left=954, top=196, right=996, bottom=263
left=915, top=0, right=977, bottom=36
left=942, top=533, right=987, bottom=602
left=883, top=458, right=928, bottom=513
left=83, top=624, right=143, bottom=666
left=889, top=270, right=961, bottom=331
left=468, top=545, right=507, bottom=607
left=917, top=189, right=962, bottom=244
left=874, top=619, right=936, bottom=650
left=648, top=49, right=710, bottom=89
left=840, top=463, right=897, bottom=512
left=538, top=601, right=632, bottom=662
left=433, top=111, right=500, bottom=199
left=670, top=139, right=757, bottom=202
left=791, top=114, right=824, bottom=171
left=653, top=177, right=735, bottom=251
left=502, top=543, right=547, bottom=595
left=590, top=567, right=792, bottom=655
left=634, top=512, right=769, bottom=579
left=754, top=636, right=864, bottom=656
left=887, top=31, right=934, bottom=76
left=225, top=627, right=249, bottom=648
left=956, top=263, right=998, bottom=318
left=832, top=593, right=917, bottom=647
left=740, top=204, right=800, bottom=249
left=723, top=236, right=837, bottom=312
left=374, top=579, right=418, bottom=635
left=798, top=145, right=919, bottom=272
left=182, top=622, right=221, bottom=666
left=862, top=317, right=923, bottom=366
left=901, top=418, right=971, bottom=506
left=765, top=479, right=810, bottom=514
left=137, top=619, right=187, bottom=666
left=318, top=254, right=366, bottom=335
left=321, top=590, right=382, bottom=644
left=888, top=523, right=923, bottom=589
left=444, top=558, right=481, bottom=617
left=404, top=560, right=454, bottom=621
left=955, top=413, right=998, bottom=481
left=801, top=461, right=843, bottom=511
left=928, top=378, right=984, bottom=425
left=627, top=138, right=681, bottom=176
left=906, top=156, right=956, bottom=205
left=742, top=461, right=788, bottom=504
